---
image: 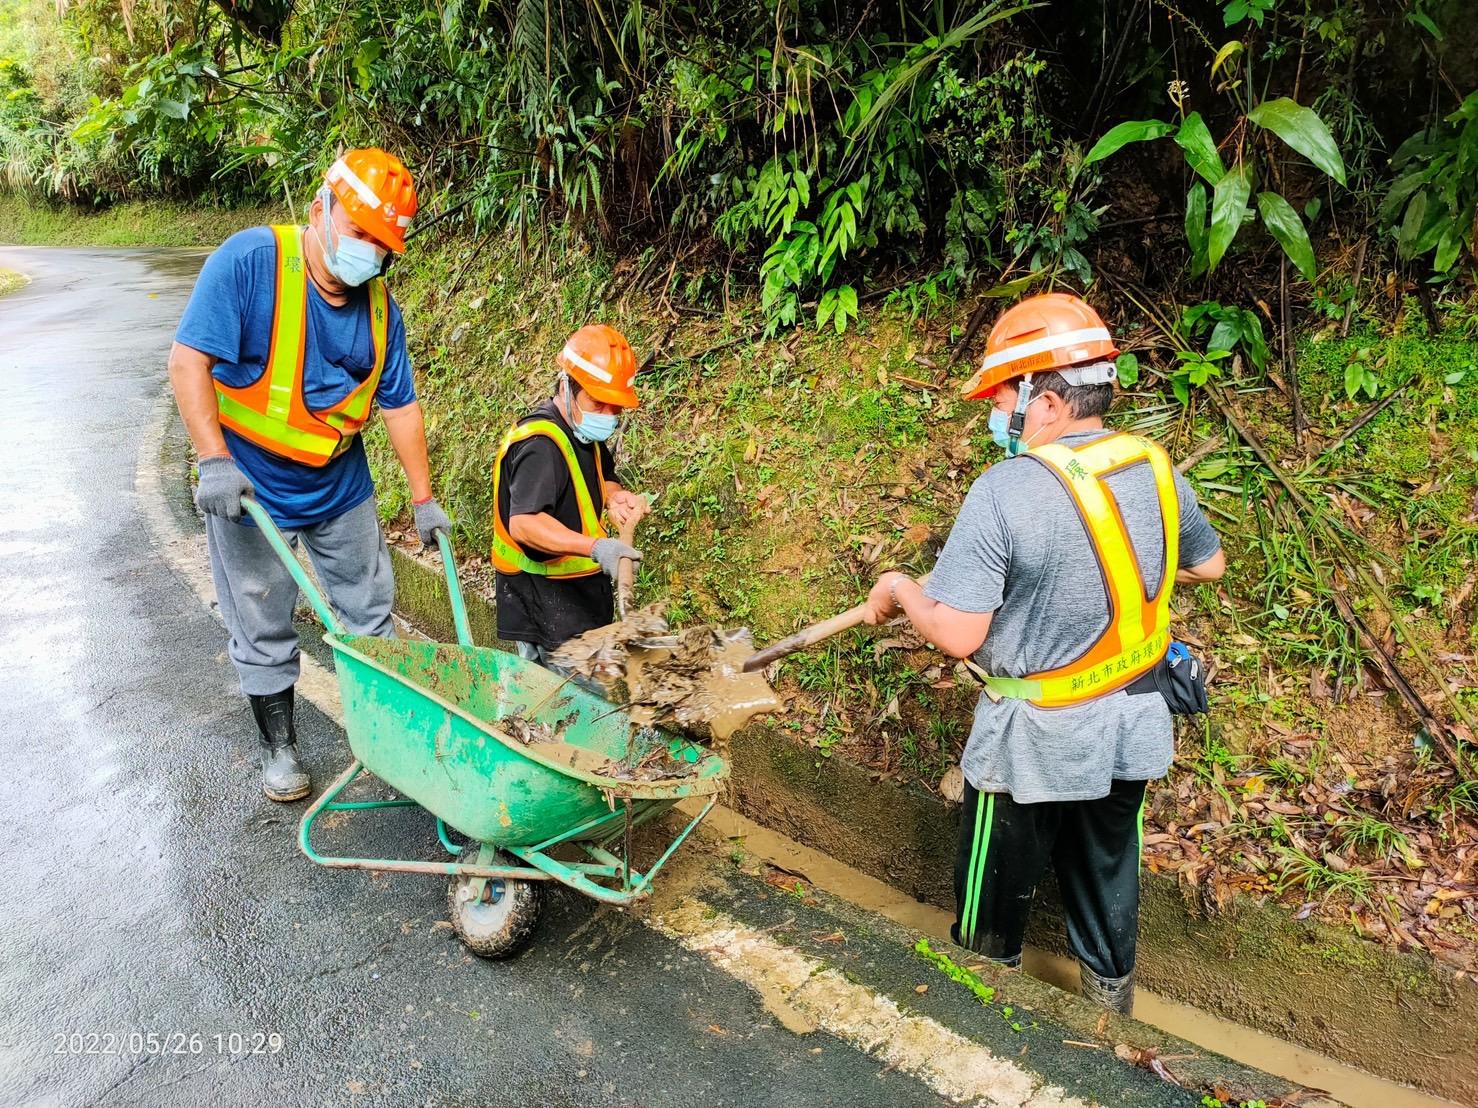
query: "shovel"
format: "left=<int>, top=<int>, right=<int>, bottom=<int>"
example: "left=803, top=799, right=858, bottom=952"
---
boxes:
left=614, top=513, right=639, bottom=620
left=740, top=573, right=931, bottom=673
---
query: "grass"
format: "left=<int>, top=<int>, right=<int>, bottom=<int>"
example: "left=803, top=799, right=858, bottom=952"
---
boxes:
left=0, top=195, right=288, bottom=247
left=0, top=267, right=28, bottom=296
left=1271, top=845, right=1376, bottom=905
left=13, top=194, right=1470, bottom=826
left=1337, top=814, right=1413, bottom=863
left=361, top=226, right=1478, bottom=802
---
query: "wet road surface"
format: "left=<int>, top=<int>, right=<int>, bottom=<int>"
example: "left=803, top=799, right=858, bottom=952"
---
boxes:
left=0, top=247, right=965, bottom=1107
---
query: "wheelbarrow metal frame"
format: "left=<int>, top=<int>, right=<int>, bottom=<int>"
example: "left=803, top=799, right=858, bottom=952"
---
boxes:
left=242, top=499, right=722, bottom=910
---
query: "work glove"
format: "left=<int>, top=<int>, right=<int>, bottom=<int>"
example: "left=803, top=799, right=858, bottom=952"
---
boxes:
left=591, top=538, right=642, bottom=581
left=195, top=454, right=255, bottom=522
left=413, top=497, right=453, bottom=547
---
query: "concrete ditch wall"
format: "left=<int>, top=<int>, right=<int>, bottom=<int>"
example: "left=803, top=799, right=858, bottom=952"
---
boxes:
left=386, top=548, right=1478, bottom=1102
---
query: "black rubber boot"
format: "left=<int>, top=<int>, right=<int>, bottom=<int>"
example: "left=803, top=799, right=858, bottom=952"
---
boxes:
left=1079, top=963, right=1135, bottom=1016
left=249, top=688, right=310, bottom=802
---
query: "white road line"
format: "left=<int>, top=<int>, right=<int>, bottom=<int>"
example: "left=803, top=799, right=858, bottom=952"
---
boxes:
left=651, top=900, right=1089, bottom=1108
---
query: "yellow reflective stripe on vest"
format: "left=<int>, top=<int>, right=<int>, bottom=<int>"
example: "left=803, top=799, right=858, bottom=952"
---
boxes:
left=266, top=224, right=307, bottom=423
left=1032, top=439, right=1148, bottom=647
left=214, top=226, right=387, bottom=464
left=215, top=390, right=332, bottom=463
left=980, top=435, right=1180, bottom=707
left=320, top=280, right=389, bottom=431
left=491, top=420, right=607, bottom=577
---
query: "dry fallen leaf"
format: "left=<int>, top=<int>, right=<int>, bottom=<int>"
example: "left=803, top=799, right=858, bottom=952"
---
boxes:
left=939, top=765, right=966, bottom=804
left=903, top=523, right=931, bottom=544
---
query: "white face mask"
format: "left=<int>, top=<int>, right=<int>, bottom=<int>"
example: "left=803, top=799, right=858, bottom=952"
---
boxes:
left=318, top=188, right=386, bottom=287
left=561, top=374, right=620, bottom=444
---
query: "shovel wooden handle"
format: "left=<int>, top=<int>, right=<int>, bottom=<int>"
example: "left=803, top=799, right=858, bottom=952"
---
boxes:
left=742, top=572, right=931, bottom=672
left=615, top=513, right=640, bottom=619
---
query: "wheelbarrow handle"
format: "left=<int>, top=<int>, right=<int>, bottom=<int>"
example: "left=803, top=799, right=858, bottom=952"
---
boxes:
left=239, top=500, right=475, bottom=648
left=240, top=497, right=348, bottom=637
left=433, top=527, right=476, bottom=649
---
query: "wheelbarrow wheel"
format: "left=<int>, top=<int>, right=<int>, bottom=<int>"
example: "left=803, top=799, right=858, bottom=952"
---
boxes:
left=447, top=851, right=543, bottom=959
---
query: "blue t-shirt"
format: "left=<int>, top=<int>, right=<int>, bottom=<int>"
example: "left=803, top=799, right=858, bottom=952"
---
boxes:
left=175, top=226, right=416, bottom=528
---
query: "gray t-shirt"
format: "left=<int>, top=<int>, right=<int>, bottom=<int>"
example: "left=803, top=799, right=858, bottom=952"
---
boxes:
left=925, top=429, right=1222, bottom=804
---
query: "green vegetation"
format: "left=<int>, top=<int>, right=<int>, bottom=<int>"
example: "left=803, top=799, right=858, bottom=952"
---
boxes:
left=4, top=0, right=1476, bottom=964
left=0, top=195, right=282, bottom=246
left=913, top=938, right=996, bottom=1006
left=2, top=0, right=1474, bottom=336
left=0, top=266, right=28, bottom=295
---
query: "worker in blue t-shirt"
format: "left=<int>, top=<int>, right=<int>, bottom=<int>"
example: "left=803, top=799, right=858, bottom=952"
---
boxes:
left=169, top=148, right=451, bottom=803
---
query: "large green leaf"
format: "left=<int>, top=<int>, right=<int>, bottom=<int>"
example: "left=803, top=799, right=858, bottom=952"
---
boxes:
left=1434, top=230, right=1462, bottom=272
left=1174, top=113, right=1225, bottom=184
left=1257, top=191, right=1317, bottom=281
left=1208, top=162, right=1253, bottom=271
left=1084, top=119, right=1177, bottom=165
left=1397, top=190, right=1429, bottom=257
left=1184, top=182, right=1209, bottom=276
left=1246, top=97, right=1347, bottom=185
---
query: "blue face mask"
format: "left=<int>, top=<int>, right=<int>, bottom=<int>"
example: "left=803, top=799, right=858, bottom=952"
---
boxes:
left=320, top=199, right=386, bottom=287
left=989, top=389, right=1046, bottom=456
left=573, top=410, right=619, bottom=443
left=987, top=408, right=1014, bottom=452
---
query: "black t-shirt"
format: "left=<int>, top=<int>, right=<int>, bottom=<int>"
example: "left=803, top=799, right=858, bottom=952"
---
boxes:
left=494, top=401, right=620, bottom=648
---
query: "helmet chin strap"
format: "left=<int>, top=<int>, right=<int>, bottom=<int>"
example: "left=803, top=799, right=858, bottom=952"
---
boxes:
left=1007, top=373, right=1035, bottom=457
left=560, top=371, right=588, bottom=439
left=317, top=186, right=339, bottom=266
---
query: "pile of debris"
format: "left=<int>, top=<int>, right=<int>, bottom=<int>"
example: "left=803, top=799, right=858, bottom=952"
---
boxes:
left=500, top=709, right=576, bottom=746
left=551, top=604, right=782, bottom=742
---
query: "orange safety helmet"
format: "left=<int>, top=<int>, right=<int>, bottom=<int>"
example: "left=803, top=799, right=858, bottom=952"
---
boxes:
left=557, top=324, right=640, bottom=408
left=962, top=292, right=1119, bottom=400
left=324, top=148, right=418, bottom=254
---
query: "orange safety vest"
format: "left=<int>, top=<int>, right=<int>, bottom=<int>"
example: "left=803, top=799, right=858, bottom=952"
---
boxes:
left=491, top=418, right=609, bottom=578
left=980, top=433, right=1180, bottom=708
left=214, top=225, right=389, bottom=467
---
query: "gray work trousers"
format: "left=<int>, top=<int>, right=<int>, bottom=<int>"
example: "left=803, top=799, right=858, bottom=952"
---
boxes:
left=206, top=497, right=395, bottom=696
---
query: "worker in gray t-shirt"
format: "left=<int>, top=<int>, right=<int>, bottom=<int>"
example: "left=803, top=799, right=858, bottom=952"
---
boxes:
left=863, top=293, right=1225, bottom=1016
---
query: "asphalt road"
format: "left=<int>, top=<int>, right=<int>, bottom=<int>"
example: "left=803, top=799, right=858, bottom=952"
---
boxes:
left=0, top=247, right=965, bottom=1108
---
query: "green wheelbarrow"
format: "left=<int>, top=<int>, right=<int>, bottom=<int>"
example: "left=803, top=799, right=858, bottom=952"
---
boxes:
left=242, top=499, right=729, bottom=959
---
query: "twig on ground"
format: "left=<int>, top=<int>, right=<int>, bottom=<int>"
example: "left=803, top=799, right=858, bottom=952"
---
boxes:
left=1176, top=434, right=1225, bottom=474
left=1300, top=377, right=1413, bottom=475
left=1341, top=238, right=1367, bottom=339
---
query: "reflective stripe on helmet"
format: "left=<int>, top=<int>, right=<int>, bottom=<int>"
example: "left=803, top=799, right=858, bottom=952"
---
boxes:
left=981, top=326, right=1113, bottom=371
left=559, top=344, right=614, bottom=383
left=1057, top=360, right=1119, bottom=386
left=327, top=159, right=385, bottom=210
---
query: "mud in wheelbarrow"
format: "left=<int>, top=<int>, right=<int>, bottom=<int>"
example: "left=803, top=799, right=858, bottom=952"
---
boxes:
left=241, top=499, right=729, bottom=959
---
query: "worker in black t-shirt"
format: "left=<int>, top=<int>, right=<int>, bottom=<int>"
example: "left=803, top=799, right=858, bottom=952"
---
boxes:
left=492, top=324, right=649, bottom=666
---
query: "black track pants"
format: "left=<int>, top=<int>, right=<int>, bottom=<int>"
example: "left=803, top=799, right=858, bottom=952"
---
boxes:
left=951, top=779, right=1148, bottom=980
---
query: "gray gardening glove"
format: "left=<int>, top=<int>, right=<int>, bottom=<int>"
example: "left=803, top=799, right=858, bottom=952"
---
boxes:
left=591, top=538, right=642, bottom=581
left=413, top=497, right=453, bottom=547
left=195, top=454, right=255, bottom=522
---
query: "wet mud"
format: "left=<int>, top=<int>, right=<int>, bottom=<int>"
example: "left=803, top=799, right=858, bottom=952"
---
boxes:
left=552, top=604, right=783, bottom=740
